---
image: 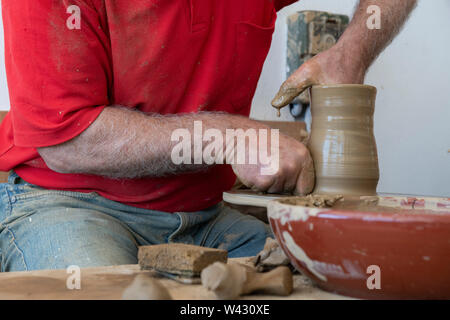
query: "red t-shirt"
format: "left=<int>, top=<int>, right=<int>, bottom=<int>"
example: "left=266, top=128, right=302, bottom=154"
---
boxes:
left=0, top=0, right=296, bottom=212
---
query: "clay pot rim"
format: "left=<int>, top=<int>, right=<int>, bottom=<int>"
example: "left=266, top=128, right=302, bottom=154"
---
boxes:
left=311, top=84, right=377, bottom=91
left=267, top=196, right=450, bottom=223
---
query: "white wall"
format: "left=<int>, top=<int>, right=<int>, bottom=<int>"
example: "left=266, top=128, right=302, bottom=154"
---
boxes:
left=251, top=0, right=450, bottom=197
left=0, top=1, right=449, bottom=197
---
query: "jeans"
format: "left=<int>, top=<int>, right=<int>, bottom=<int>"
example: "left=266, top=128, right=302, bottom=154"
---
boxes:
left=0, top=172, right=271, bottom=272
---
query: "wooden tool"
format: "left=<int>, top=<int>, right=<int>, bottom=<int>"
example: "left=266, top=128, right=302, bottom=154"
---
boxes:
left=201, top=262, right=293, bottom=300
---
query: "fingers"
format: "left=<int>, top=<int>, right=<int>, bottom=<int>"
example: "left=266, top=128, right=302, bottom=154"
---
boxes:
left=231, top=140, right=316, bottom=195
left=266, top=176, right=286, bottom=194
left=282, top=165, right=300, bottom=193
left=232, top=164, right=276, bottom=193
left=268, top=153, right=315, bottom=195
left=271, top=66, right=315, bottom=109
left=230, top=165, right=255, bottom=190
left=252, top=175, right=276, bottom=193
left=234, top=160, right=314, bottom=195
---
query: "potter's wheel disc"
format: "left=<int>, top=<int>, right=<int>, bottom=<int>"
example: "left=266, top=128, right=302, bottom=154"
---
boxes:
left=223, top=190, right=450, bottom=212
left=223, top=190, right=285, bottom=207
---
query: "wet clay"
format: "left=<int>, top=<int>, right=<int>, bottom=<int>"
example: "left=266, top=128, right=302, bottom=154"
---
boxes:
left=308, top=85, right=379, bottom=195
left=279, top=195, right=447, bottom=215
left=280, top=194, right=344, bottom=208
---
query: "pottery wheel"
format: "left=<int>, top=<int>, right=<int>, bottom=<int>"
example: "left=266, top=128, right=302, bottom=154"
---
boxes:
left=223, top=189, right=292, bottom=207
left=223, top=190, right=450, bottom=213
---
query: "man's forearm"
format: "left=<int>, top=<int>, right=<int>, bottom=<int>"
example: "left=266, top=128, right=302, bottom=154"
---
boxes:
left=38, top=107, right=266, bottom=179
left=337, top=0, right=417, bottom=73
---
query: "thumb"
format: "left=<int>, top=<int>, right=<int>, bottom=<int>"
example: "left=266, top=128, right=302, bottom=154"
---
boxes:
left=271, top=69, right=314, bottom=109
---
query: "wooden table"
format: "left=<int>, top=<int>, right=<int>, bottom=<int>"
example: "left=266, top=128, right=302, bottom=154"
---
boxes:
left=0, top=259, right=349, bottom=300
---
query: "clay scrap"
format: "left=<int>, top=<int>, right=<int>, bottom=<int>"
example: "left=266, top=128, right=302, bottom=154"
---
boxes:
left=253, top=237, right=290, bottom=272
left=138, top=243, right=228, bottom=277
left=280, top=194, right=344, bottom=208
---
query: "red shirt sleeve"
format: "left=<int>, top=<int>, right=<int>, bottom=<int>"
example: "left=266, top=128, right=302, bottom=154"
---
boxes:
left=2, top=0, right=111, bottom=148
left=274, top=0, right=298, bottom=11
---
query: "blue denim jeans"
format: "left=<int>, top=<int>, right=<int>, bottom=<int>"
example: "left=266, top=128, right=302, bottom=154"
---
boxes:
left=0, top=172, right=271, bottom=272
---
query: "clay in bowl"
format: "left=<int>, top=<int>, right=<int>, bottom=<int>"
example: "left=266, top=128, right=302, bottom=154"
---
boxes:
left=268, top=195, right=450, bottom=299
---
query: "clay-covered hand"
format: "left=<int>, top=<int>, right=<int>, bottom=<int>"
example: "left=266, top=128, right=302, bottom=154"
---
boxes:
left=271, top=44, right=366, bottom=110
left=231, top=131, right=315, bottom=195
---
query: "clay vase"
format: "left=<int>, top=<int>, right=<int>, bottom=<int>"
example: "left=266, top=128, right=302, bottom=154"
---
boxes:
left=308, top=85, right=379, bottom=195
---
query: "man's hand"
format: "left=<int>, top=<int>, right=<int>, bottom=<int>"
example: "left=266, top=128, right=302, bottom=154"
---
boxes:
left=39, top=106, right=315, bottom=196
left=231, top=131, right=315, bottom=195
left=271, top=44, right=365, bottom=109
left=272, top=0, right=417, bottom=110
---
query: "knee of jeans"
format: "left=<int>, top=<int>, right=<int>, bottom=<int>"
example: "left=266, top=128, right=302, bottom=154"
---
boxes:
left=219, top=217, right=273, bottom=258
left=244, top=217, right=272, bottom=237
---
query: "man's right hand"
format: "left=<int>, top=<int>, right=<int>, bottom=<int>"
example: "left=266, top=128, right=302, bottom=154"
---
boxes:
left=39, top=107, right=315, bottom=195
left=231, top=131, right=315, bottom=196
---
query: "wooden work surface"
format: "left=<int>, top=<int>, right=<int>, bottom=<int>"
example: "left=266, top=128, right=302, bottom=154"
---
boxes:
left=0, top=258, right=349, bottom=300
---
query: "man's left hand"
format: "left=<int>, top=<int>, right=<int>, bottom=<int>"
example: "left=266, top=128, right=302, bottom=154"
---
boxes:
left=271, top=43, right=366, bottom=109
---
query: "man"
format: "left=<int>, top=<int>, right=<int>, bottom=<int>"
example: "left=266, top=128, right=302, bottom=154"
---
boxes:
left=0, top=0, right=416, bottom=271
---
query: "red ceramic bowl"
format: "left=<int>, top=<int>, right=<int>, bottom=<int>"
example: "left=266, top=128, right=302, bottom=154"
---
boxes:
left=267, top=196, right=450, bottom=299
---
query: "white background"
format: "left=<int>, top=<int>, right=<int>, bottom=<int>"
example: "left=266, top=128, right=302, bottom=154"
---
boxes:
left=0, top=1, right=449, bottom=197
